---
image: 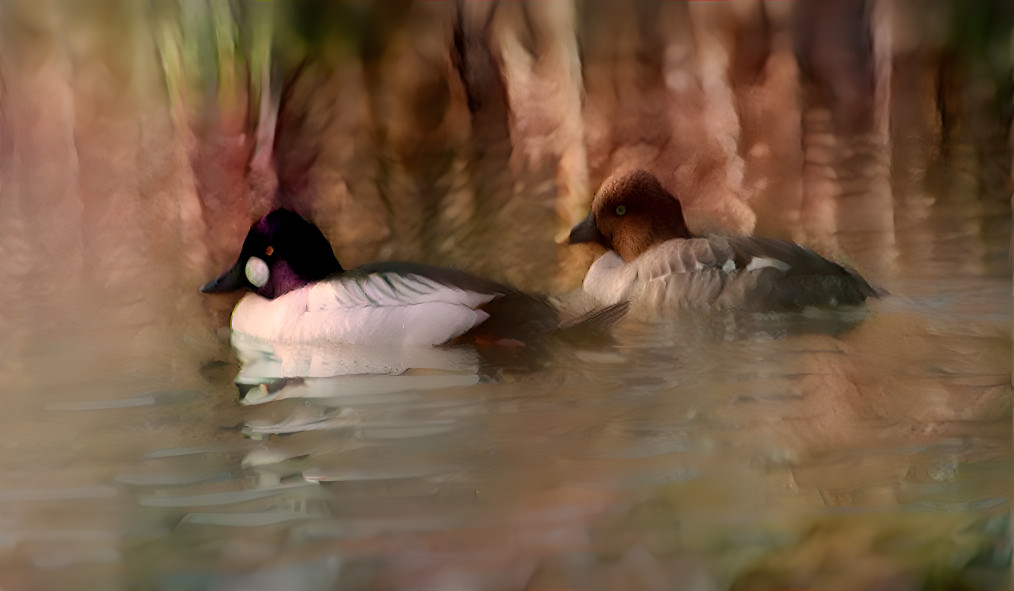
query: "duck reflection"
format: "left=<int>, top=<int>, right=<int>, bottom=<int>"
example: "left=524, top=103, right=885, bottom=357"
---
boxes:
left=231, top=330, right=484, bottom=406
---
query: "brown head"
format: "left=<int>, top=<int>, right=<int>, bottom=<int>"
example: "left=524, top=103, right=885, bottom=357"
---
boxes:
left=568, top=170, right=692, bottom=262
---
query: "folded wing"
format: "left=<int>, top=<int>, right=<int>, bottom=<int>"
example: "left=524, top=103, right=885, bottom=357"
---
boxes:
left=304, top=269, right=500, bottom=345
left=589, top=236, right=877, bottom=312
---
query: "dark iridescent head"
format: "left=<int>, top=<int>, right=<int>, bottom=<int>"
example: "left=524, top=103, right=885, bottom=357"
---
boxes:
left=201, top=209, right=342, bottom=299
left=568, top=169, right=692, bottom=262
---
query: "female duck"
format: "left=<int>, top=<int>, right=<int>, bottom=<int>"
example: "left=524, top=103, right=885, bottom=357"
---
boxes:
left=203, top=209, right=620, bottom=345
left=568, top=170, right=879, bottom=312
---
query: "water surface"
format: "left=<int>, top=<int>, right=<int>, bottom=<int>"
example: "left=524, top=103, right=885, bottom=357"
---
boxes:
left=2, top=155, right=1009, bottom=590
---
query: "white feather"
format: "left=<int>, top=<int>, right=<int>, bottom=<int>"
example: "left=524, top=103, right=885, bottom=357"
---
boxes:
left=745, top=256, right=790, bottom=272
left=318, top=272, right=493, bottom=309
left=231, top=273, right=496, bottom=346
left=582, top=252, right=636, bottom=306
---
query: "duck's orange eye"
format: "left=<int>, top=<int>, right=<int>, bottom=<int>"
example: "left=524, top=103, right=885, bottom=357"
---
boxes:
left=615, top=205, right=627, bottom=216
left=265, top=246, right=274, bottom=256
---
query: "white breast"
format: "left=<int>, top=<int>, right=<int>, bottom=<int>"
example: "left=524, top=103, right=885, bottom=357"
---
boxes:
left=231, top=272, right=497, bottom=346
left=581, top=251, right=637, bottom=306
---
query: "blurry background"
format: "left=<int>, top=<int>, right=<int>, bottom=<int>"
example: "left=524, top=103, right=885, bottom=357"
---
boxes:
left=0, top=1, right=1011, bottom=590
left=3, top=0, right=1010, bottom=297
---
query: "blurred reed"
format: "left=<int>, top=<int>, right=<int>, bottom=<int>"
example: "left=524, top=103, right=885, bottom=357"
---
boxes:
left=0, top=0, right=1010, bottom=311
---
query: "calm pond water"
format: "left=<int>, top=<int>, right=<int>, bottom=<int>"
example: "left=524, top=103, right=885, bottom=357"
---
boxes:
left=1, top=134, right=1010, bottom=591
left=2, top=1, right=1012, bottom=587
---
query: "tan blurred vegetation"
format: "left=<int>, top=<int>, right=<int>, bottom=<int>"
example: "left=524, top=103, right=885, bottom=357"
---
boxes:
left=1, top=0, right=1010, bottom=298
left=0, top=0, right=1011, bottom=388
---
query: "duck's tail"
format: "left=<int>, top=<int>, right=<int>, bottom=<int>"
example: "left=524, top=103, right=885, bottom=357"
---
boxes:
left=843, top=264, right=888, bottom=299
left=464, top=293, right=628, bottom=345
left=462, top=295, right=628, bottom=375
left=558, top=301, right=630, bottom=331
left=554, top=301, right=630, bottom=345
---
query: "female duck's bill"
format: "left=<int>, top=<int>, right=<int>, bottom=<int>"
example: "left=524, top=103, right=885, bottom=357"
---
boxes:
left=567, top=169, right=880, bottom=312
left=202, top=209, right=627, bottom=348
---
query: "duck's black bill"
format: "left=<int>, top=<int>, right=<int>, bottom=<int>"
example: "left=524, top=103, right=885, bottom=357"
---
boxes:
left=568, top=211, right=603, bottom=245
left=201, top=261, right=245, bottom=293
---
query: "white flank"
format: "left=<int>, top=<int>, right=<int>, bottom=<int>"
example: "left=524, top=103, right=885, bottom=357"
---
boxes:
left=230, top=272, right=497, bottom=346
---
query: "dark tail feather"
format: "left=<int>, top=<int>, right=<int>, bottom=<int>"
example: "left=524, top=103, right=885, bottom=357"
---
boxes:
left=559, top=301, right=630, bottom=331
left=466, top=300, right=628, bottom=375
left=555, top=301, right=630, bottom=345
left=842, top=264, right=887, bottom=299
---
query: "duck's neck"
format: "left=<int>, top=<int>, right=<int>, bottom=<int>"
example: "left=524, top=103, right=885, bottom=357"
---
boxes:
left=654, top=207, right=693, bottom=243
left=265, top=253, right=342, bottom=299
left=296, top=250, right=343, bottom=282
left=620, top=201, right=694, bottom=261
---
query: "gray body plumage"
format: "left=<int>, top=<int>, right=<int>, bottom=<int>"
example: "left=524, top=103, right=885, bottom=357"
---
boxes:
left=583, top=235, right=877, bottom=313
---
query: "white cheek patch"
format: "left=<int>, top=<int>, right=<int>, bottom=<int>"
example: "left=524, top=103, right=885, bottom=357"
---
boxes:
left=746, top=257, right=791, bottom=272
left=245, top=257, right=270, bottom=288
left=721, top=259, right=736, bottom=273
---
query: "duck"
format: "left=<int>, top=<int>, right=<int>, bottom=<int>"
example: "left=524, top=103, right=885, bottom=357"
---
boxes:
left=202, top=209, right=625, bottom=347
left=567, top=169, right=879, bottom=312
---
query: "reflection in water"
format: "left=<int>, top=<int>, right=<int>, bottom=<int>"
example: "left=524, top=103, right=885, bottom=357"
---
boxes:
left=231, top=331, right=483, bottom=399
left=11, top=270, right=998, bottom=591
left=1, top=1, right=1012, bottom=590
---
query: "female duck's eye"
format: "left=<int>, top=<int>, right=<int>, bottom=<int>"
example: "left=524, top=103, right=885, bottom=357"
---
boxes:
left=265, top=246, right=274, bottom=256
left=615, top=205, right=627, bottom=216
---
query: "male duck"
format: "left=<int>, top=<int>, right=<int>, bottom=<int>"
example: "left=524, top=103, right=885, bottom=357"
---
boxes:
left=568, top=170, right=879, bottom=312
left=203, top=209, right=623, bottom=346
